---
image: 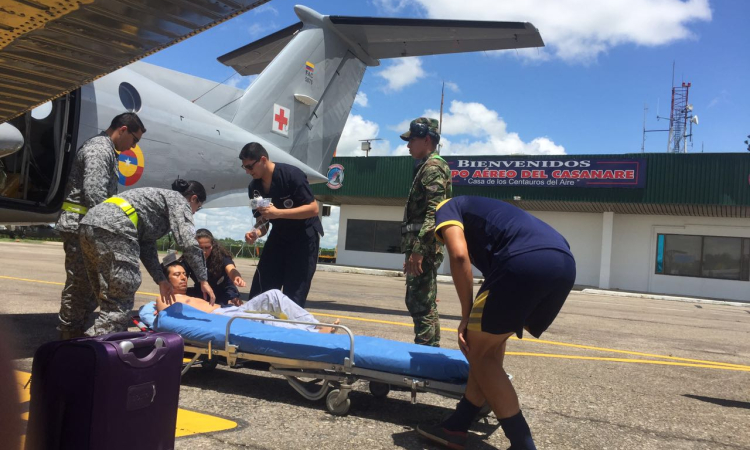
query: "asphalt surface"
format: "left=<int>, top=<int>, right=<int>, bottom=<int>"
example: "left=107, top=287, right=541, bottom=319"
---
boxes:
left=1, top=241, right=749, bottom=450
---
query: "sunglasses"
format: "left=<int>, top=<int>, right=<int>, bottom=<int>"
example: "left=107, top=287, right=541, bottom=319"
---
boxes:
left=129, top=130, right=140, bottom=146
left=242, top=160, right=261, bottom=171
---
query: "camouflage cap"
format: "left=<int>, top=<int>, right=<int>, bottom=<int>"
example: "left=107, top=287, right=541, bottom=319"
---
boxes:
left=400, top=117, right=440, bottom=141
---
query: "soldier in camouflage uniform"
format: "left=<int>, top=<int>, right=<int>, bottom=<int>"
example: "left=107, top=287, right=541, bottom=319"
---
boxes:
left=78, top=179, right=215, bottom=336
left=55, top=112, right=146, bottom=339
left=400, top=117, right=452, bottom=346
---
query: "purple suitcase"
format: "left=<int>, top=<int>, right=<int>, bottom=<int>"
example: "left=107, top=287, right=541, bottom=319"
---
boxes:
left=25, top=331, right=184, bottom=450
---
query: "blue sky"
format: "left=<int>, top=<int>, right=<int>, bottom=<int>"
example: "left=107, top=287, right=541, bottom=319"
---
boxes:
left=144, top=0, right=750, bottom=246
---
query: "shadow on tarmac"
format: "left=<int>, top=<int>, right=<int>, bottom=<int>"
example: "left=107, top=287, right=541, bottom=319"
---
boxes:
left=0, top=313, right=58, bottom=362
left=683, top=394, right=750, bottom=410
left=181, top=365, right=500, bottom=447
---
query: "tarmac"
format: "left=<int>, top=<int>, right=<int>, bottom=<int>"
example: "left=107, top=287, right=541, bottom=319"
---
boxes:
left=1, top=240, right=749, bottom=449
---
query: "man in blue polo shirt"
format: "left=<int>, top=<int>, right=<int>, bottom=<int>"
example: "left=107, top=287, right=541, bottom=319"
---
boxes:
left=417, top=196, right=576, bottom=450
left=241, top=142, right=323, bottom=307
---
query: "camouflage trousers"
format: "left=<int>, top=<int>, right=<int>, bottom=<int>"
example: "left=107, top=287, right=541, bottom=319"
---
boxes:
left=58, top=231, right=98, bottom=333
left=404, top=251, right=443, bottom=347
left=79, top=225, right=141, bottom=337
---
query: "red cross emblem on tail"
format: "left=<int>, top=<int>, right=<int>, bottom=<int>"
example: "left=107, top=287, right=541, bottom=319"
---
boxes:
left=272, top=104, right=290, bottom=137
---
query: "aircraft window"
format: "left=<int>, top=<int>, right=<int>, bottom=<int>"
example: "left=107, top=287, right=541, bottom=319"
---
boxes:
left=119, top=82, right=142, bottom=112
left=31, top=102, right=53, bottom=120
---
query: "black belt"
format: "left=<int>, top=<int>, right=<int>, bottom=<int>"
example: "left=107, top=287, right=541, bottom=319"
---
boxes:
left=401, top=222, right=423, bottom=234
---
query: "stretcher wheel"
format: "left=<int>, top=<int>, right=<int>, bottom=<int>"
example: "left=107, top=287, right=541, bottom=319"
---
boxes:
left=368, top=381, right=390, bottom=398
left=201, top=359, right=218, bottom=371
left=325, top=389, right=351, bottom=416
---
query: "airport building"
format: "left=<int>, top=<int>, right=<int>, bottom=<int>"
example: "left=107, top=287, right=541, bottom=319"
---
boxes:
left=313, top=153, right=750, bottom=302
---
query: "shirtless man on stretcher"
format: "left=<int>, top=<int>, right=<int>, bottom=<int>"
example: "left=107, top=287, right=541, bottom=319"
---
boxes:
left=154, top=261, right=340, bottom=333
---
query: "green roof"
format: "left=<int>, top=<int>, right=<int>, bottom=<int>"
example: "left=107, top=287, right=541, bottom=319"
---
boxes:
left=312, top=153, right=750, bottom=217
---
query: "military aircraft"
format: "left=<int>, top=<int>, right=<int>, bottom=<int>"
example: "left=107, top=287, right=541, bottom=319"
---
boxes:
left=0, top=3, right=544, bottom=224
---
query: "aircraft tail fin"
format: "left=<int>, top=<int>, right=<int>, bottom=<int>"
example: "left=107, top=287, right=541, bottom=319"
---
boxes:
left=218, top=6, right=544, bottom=174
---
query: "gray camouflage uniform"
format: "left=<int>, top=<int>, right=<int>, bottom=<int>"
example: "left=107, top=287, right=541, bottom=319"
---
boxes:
left=79, top=188, right=207, bottom=336
left=55, top=132, right=119, bottom=334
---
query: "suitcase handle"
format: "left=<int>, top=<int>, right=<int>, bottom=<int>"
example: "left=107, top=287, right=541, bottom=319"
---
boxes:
left=115, top=335, right=167, bottom=368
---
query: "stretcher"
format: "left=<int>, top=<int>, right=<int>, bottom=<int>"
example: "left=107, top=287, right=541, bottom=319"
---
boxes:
left=141, top=302, right=469, bottom=415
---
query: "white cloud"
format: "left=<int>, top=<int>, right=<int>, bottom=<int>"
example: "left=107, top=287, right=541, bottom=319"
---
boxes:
left=225, top=74, right=256, bottom=90
left=444, top=81, right=460, bottom=93
left=247, top=22, right=277, bottom=38
left=384, top=0, right=712, bottom=63
left=336, top=114, right=390, bottom=156
left=373, top=0, right=414, bottom=14
left=708, top=89, right=728, bottom=108
left=194, top=207, right=263, bottom=243
left=376, top=58, right=426, bottom=92
left=253, top=4, right=278, bottom=15
left=196, top=205, right=340, bottom=254
left=389, top=100, right=565, bottom=156
left=354, top=92, right=369, bottom=107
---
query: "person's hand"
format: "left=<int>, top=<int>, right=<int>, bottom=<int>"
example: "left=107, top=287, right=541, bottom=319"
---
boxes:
left=233, top=275, right=246, bottom=288
left=200, top=281, right=216, bottom=306
left=458, top=317, right=470, bottom=356
left=158, top=280, right=175, bottom=306
left=229, top=297, right=243, bottom=307
left=245, top=229, right=259, bottom=244
left=405, top=252, right=424, bottom=276
left=258, top=204, right=281, bottom=220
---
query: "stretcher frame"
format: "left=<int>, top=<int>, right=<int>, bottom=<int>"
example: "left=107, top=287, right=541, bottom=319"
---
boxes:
left=178, top=314, right=467, bottom=415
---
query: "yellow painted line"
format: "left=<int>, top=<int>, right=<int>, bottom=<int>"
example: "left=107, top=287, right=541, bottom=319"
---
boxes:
left=175, top=409, right=236, bottom=437
left=506, top=353, right=750, bottom=372
left=312, top=312, right=750, bottom=370
left=314, top=312, right=418, bottom=328
left=15, top=371, right=236, bottom=439
left=0, top=275, right=159, bottom=298
left=515, top=337, right=750, bottom=370
left=3, top=274, right=747, bottom=372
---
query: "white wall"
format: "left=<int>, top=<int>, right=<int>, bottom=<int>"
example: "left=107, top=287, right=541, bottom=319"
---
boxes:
left=529, top=211, right=603, bottom=287
left=335, top=205, right=749, bottom=302
left=336, top=205, right=405, bottom=269
left=611, top=215, right=750, bottom=301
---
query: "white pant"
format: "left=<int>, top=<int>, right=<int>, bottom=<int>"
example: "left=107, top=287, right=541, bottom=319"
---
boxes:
left=212, top=289, right=319, bottom=332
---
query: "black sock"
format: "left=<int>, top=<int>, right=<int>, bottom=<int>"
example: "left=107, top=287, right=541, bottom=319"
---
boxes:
left=499, top=411, right=536, bottom=450
left=441, top=396, right=482, bottom=433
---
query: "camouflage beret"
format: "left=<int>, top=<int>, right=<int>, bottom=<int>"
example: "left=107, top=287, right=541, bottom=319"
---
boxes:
left=400, top=117, right=440, bottom=141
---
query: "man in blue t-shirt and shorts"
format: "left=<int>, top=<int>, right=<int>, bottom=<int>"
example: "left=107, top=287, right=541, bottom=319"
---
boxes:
left=417, top=196, right=576, bottom=450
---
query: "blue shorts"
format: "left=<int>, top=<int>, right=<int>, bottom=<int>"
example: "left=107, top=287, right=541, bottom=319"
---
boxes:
left=469, top=249, right=576, bottom=339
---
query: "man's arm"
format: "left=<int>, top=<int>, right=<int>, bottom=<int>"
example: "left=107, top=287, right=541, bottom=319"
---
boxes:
left=258, top=168, right=319, bottom=220
left=443, top=224, right=474, bottom=355
left=412, top=165, right=449, bottom=255
left=443, top=225, right=474, bottom=318
left=140, top=241, right=166, bottom=284
left=257, top=200, right=318, bottom=220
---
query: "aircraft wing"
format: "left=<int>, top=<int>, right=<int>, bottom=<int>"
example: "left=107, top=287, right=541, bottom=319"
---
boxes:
left=219, top=15, right=543, bottom=76
left=0, top=0, right=272, bottom=123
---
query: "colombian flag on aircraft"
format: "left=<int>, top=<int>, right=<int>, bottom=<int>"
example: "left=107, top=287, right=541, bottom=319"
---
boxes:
left=305, top=61, right=314, bottom=72
left=118, top=144, right=145, bottom=186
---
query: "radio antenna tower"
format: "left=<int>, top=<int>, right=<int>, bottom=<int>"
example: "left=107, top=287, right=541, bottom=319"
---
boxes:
left=666, top=64, right=698, bottom=154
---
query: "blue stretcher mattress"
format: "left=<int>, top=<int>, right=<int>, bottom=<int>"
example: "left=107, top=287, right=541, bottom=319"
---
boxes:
left=156, top=303, right=469, bottom=384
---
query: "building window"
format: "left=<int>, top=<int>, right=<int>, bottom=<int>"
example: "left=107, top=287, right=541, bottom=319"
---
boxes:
left=655, top=234, right=750, bottom=281
left=345, top=219, right=401, bottom=253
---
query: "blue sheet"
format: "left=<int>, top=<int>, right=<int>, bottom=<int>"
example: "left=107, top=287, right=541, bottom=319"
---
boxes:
left=157, top=303, right=469, bottom=384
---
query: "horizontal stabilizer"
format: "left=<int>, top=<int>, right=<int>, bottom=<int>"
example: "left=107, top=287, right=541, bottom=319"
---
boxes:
left=219, top=12, right=543, bottom=76
left=218, top=22, right=304, bottom=76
